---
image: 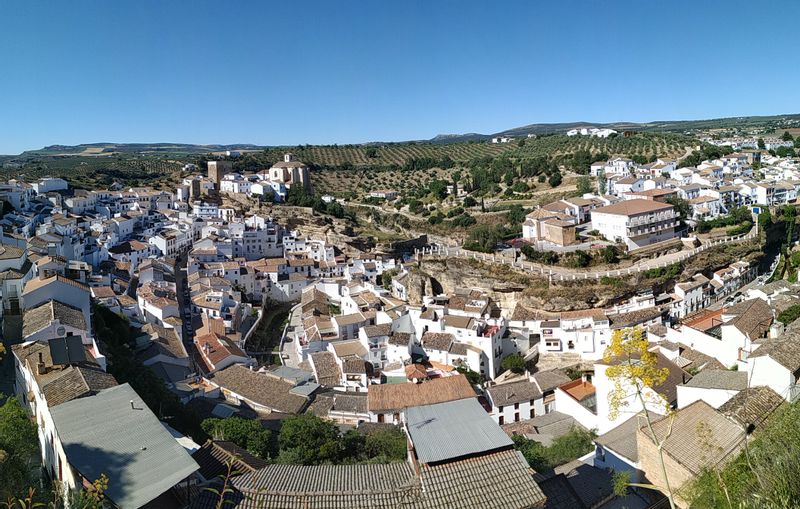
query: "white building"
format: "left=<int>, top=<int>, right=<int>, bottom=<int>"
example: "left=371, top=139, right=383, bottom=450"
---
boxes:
left=590, top=200, right=679, bottom=251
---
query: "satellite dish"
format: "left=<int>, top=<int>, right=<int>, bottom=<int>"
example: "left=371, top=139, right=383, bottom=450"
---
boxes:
left=56, top=326, right=66, bottom=337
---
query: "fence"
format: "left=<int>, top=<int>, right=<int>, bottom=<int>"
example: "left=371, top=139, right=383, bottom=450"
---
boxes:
left=414, top=228, right=757, bottom=282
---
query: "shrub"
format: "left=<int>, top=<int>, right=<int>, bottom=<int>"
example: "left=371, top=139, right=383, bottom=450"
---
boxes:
left=501, top=353, right=525, bottom=374
left=778, top=304, right=800, bottom=325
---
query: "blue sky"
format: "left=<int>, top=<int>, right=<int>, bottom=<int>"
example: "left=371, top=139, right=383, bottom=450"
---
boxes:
left=1, top=0, right=798, bottom=154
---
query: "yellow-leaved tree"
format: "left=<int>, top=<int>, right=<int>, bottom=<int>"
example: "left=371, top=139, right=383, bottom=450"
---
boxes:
left=604, top=326, right=677, bottom=509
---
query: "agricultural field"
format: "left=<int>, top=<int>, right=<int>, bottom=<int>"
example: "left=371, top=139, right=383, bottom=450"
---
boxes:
left=237, top=142, right=515, bottom=169
left=512, top=132, right=693, bottom=160
left=313, top=166, right=457, bottom=196
left=1, top=154, right=185, bottom=189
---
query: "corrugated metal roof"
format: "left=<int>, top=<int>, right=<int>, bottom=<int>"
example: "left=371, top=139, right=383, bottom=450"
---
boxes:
left=50, top=383, right=199, bottom=508
left=406, top=398, right=512, bottom=464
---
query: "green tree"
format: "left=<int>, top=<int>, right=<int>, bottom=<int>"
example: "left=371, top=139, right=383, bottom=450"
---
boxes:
left=571, top=149, right=593, bottom=174
left=362, top=427, right=408, bottom=462
left=428, top=179, right=448, bottom=200
left=666, top=196, right=691, bottom=224
left=364, top=147, right=379, bottom=158
left=455, top=363, right=484, bottom=385
left=201, top=417, right=274, bottom=459
left=277, top=414, right=342, bottom=465
left=778, top=304, right=800, bottom=325
left=501, top=353, right=526, bottom=374
left=0, top=397, right=39, bottom=500
left=576, top=175, right=593, bottom=195
left=506, top=205, right=528, bottom=226
left=597, top=172, right=607, bottom=195
left=548, top=171, right=563, bottom=188
left=513, top=426, right=596, bottom=472
left=600, top=245, right=619, bottom=264
left=463, top=224, right=503, bottom=252
left=757, top=138, right=766, bottom=150
left=782, top=131, right=794, bottom=142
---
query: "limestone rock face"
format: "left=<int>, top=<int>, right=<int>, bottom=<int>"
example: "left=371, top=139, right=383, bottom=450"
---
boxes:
left=407, top=257, right=625, bottom=312
left=404, top=268, right=435, bottom=305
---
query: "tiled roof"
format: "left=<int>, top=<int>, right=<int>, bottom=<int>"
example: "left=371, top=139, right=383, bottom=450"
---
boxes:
left=683, top=369, right=747, bottom=391
left=195, top=333, right=247, bottom=369
left=595, top=413, right=650, bottom=462
left=367, top=375, right=475, bottom=413
left=362, top=323, right=391, bottom=338
left=23, top=299, right=87, bottom=337
left=749, top=338, right=800, bottom=374
left=640, top=400, right=744, bottom=476
left=387, top=331, right=412, bottom=346
left=537, top=473, right=586, bottom=509
left=0, top=244, right=25, bottom=260
left=330, top=341, right=368, bottom=358
left=341, top=356, right=368, bottom=374
left=309, top=352, right=341, bottom=386
left=41, top=365, right=118, bottom=407
left=486, top=379, right=542, bottom=407
left=23, top=274, right=90, bottom=296
left=421, top=331, right=454, bottom=351
left=192, top=440, right=268, bottom=482
left=532, top=370, right=571, bottom=393
left=90, top=286, right=117, bottom=299
left=189, top=449, right=544, bottom=509
left=418, top=449, right=546, bottom=508
left=211, top=365, right=310, bottom=414
left=139, top=324, right=188, bottom=360
left=592, top=199, right=673, bottom=216
left=608, top=306, right=665, bottom=329
left=718, top=386, right=784, bottom=431
left=724, top=298, right=773, bottom=339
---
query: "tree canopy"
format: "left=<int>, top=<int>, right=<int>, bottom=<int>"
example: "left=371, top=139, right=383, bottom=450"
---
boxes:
left=201, top=417, right=273, bottom=459
left=0, top=397, right=40, bottom=500
left=501, top=353, right=526, bottom=374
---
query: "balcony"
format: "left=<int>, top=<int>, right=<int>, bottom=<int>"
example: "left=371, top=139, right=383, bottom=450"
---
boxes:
left=626, top=212, right=677, bottom=228
left=627, top=221, right=678, bottom=237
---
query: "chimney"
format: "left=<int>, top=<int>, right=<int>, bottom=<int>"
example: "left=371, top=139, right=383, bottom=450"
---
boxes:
left=130, top=400, right=134, bottom=410
left=37, top=352, right=47, bottom=375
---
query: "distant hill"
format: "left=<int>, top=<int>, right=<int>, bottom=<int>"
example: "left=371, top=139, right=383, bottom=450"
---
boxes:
left=428, top=113, right=800, bottom=143
left=7, top=112, right=799, bottom=157
left=25, top=142, right=270, bottom=157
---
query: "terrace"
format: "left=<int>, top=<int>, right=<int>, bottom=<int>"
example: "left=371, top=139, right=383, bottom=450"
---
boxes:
left=560, top=378, right=597, bottom=413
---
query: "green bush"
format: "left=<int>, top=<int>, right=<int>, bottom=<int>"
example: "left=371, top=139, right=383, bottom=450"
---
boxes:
left=513, top=427, right=597, bottom=472
left=778, top=304, right=800, bottom=325
left=501, top=353, right=525, bottom=374
left=201, top=417, right=274, bottom=459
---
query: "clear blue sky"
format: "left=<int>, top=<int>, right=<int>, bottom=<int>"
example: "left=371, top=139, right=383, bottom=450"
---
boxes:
left=1, top=0, right=798, bottom=154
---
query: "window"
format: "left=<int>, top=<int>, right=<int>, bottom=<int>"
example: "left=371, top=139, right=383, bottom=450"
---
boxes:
left=498, top=415, right=504, bottom=425
left=514, top=402, right=519, bottom=410
left=514, top=413, right=520, bottom=422
left=530, top=408, right=535, bottom=418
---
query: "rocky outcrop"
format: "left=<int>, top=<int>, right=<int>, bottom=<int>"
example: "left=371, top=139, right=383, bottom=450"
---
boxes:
left=405, top=257, right=626, bottom=311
